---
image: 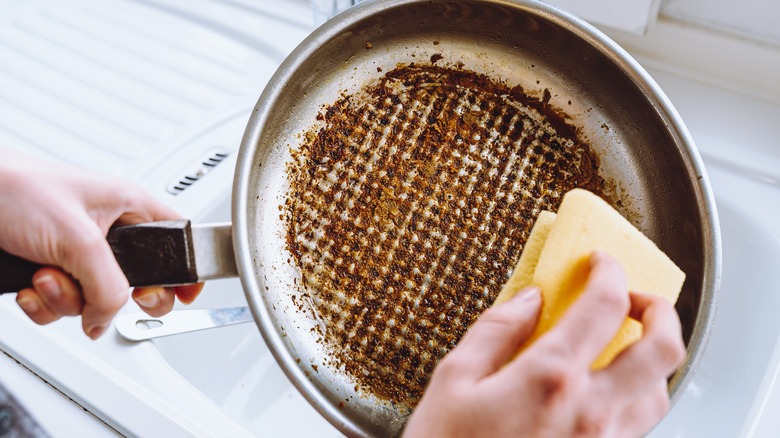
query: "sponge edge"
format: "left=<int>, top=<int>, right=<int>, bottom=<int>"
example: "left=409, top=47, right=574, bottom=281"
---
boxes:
left=494, top=188, right=686, bottom=369
left=493, top=210, right=557, bottom=306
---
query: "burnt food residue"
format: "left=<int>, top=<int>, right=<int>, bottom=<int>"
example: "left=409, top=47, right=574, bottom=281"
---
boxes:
left=284, top=64, right=604, bottom=407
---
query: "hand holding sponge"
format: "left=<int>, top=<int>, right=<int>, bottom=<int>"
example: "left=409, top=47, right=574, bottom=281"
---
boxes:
left=493, top=189, right=686, bottom=369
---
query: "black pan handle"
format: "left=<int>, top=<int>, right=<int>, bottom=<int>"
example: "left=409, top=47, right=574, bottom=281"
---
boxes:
left=0, top=250, right=41, bottom=294
left=0, top=219, right=198, bottom=294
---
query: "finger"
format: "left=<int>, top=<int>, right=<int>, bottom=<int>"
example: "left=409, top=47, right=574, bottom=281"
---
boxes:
left=60, top=220, right=130, bottom=339
left=132, top=287, right=175, bottom=317
left=114, top=183, right=181, bottom=225
left=541, top=251, right=630, bottom=365
left=593, top=292, right=685, bottom=401
left=132, top=284, right=203, bottom=317
left=174, top=283, right=204, bottom=305
left=16, top=288, right=62, bottom=325
left=609, top=379, right=671, bottom=438
left=32, top=267, right=84, bottom=317
left=443, top=287, right=542, bottom=380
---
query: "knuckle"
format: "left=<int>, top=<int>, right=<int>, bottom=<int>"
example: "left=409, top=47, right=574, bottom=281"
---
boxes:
left=118, top=181, right=147, bottom=210
left=647, top=315, right=686, bottom=369
left=62, top=305, right=84, bottom=317
left=595, top=253, right=622, bottom=276
left=47, top=288, right=84, bottom=316
left=529, top=354, right=579, bottom=404
left=17, top=292, right=60, bottom=325
left=596, top=286, right=630, bottom=315
left=575, top=407, right=612, bottom=437
left=655, top=296, right=681, bottom=322
left=90, top=290, right=127, bottom=313
left=119, top=180, right=172, bottom=220
left=62, top=224, right=105, bottom=257
left=433, top=352, right=468, bottom=382
left=424, top=358, right=472, bottom=405
left=431, top=353, right=459, bottom=380
left=655, top=333, right=687, bottom=370
left=85, top=300, right=126, bottom=325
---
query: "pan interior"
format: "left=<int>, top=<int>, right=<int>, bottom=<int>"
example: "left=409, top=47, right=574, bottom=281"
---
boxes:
left=283, top=63, right=608, bottom=406
left=239, top=1, right=714, bottom=436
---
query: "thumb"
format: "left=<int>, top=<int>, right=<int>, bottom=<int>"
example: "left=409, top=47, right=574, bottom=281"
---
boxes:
left=114, top=183, right=181, bottom=225
left=447, top=287, right=542, bottom=380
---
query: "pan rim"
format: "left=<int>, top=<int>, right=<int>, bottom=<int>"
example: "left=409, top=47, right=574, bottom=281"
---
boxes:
left=232, top=0, right=722, bottom=435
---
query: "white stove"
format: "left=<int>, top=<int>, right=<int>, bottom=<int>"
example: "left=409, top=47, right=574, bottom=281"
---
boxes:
left=0, top=0, right=779, bottom=436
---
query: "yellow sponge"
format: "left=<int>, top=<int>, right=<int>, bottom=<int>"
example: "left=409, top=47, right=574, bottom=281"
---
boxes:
left=495, top=188, right=685, bottom=369
left=493, top=210, right=557, bottom=306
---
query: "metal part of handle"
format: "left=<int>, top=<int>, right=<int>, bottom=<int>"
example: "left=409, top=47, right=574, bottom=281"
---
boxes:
left=0, top=220, right=237, bottom=294
left=191, top=223, right=238, bottom=281
left=115, top=306, right=253, bottom=341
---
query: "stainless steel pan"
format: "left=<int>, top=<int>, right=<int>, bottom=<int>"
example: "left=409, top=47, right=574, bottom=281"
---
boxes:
left=0, top=0, right=721, bottom=436
left=234, top=1, right=720, bottom=434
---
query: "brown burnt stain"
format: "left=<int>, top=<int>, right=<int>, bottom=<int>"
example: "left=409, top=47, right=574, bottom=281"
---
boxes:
left=283, top=64, right=605, bottom=408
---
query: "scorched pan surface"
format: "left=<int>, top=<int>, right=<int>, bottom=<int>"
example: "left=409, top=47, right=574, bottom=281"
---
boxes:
left=232, top=0, right=720, bottom=436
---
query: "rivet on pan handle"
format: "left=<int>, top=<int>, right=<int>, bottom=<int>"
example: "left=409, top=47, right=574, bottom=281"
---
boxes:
left=0, top=220, right=238, bottom=293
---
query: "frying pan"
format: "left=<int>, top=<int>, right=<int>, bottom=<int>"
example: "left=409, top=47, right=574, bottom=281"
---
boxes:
left=0, top=0, right=720, bottom=436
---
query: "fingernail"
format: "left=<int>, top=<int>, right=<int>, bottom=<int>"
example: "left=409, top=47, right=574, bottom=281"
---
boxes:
left=87, top=325, right=106, bottom=340
left=135, top=293, right=160, bottom=309
left=513, top=286, right=541, bottom=303
left=17, top=296, right=40, bottom=314
left=34, top=274, right=61, bottom=301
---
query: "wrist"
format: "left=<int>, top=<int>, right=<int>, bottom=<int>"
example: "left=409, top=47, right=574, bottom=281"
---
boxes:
left=0, top=149, right=22, bottom=181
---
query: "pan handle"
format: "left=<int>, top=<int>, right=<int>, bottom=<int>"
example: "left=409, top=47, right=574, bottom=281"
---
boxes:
left=0, top=250, right=41, bottom=294
left=0, top=219, right=201, bottom=294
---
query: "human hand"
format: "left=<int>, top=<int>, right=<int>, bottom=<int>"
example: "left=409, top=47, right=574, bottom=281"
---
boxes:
left=0, top=150, right=203, bottom=339
left=404, top=251, right=686, bottom=438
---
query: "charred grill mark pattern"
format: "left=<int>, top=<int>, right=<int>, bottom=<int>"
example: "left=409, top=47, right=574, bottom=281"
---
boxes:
left=285, top=65, right=604, bottom=407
